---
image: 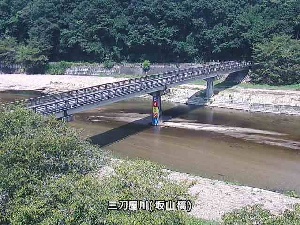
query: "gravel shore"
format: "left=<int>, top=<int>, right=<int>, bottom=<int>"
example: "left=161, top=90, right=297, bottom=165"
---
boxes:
left=168, top=171, right=300, bottom=222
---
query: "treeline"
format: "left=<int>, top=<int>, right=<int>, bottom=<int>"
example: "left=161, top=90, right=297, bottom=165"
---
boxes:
left=0, top=0, right=299, bottom=63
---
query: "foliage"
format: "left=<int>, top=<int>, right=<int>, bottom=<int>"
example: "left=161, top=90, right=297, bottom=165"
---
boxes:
left=46, top=61, right=73, bottom=75
left=3, top=157, right=207, bottom=225
left=285, top=190, right=300, bottom=199
left=99, top=160, right=192, bottom=225
left=0, top=37, right=17, bottom=66
left=0, top=107, right=208, bottom=224
left=223, top=204, right=300, bottom=225
left=0, top=107, right=107, bottom=198
left=0, top=0, right=299, bottom=64
left=103, top=59, right=115, bottom=69
left=142, top=60, right=151, bottom=72
left=15, top=44, right=48, bottom=74
left=250, top=35, right=300, bottom=85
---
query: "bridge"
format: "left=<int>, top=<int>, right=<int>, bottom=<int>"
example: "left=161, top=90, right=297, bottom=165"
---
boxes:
left=13, top=61, right=251, bottom=125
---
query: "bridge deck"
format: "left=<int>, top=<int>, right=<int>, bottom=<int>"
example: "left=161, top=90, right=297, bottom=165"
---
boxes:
left=7, top=61, right=251, bottom=118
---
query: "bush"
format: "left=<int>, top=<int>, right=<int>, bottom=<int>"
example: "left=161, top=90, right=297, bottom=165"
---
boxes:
left=0, top=107, right=107, bottom=197
left=103, top=60, right=115, bottom=69
left=223, top=204, right=300, bottom=225
left=142, top=60, right=151, bottom=73
left=46, top=61, right=73, bottom=75
left=5, top=159, right=203, bottom=225
left=250, top=35, right=300, bottom=85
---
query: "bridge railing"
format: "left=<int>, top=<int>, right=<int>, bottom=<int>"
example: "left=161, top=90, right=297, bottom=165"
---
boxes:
left=3, top=61, right=251, bottom=113
left=26, top=61, right=251, bottom=115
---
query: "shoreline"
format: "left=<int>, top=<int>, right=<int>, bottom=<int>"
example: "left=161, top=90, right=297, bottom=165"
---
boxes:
left=101, top=159, right=300, bottom=222
left=1, top=74, right=300, bottom=222
left=0, top=73, right=299, bottom=116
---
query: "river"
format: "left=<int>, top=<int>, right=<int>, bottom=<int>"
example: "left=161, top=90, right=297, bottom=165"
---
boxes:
left=1, top=91, right=300, bottom=194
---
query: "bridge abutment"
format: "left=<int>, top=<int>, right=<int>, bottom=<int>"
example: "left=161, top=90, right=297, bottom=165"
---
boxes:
left=150, top=91, right=163, bottom=126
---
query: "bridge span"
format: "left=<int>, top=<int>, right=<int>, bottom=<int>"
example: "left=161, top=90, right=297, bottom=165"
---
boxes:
left=14, top=61, right=251, bottom=125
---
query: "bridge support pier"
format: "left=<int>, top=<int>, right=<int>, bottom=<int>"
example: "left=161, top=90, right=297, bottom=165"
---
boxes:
left=150, top=91, right=162, bottom=126
left=205, top=77, right=215, bottom=99
left=61, top=110, right=74, bottom=122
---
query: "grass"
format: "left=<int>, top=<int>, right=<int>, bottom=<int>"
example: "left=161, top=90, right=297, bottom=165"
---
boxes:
left=285, top=190, right=300, bottom=198
left=223, top=204, right=300, bottom=225
left=186, top=216, right=220, bottom=225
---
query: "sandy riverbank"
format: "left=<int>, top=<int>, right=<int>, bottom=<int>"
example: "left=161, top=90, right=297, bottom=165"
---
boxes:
left=169, top=170, right=300, bottom=222
left=160, top=85, right=300, bottom=116
left=100, top=160, right=300, bottom=222
left=1, top=73, right=300, bottom=222
left=0, top=74, right=126, bottom=93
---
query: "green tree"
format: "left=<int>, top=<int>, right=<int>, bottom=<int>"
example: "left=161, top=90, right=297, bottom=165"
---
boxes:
left=142, top=59, right=151, bottom=73
left=0, top=0, right=299, bottom=62
left=15, top=43, right=48, bottom=74
left=0, top=37, right=17, bottom=65
left=250, top=35, right=300, bottom=85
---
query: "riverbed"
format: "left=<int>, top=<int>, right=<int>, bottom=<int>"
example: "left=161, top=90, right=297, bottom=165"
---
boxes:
left=67, top=98, right=300, bottom=194
left=2, top=90, right=300, bottom=221
left=1, top=91, right=300, bottom=193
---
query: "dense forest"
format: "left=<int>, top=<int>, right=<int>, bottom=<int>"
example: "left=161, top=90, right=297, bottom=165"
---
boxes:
left=0, top=0, right=299, bottom=63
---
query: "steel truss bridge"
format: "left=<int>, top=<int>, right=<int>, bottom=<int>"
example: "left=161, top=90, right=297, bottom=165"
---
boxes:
left=10, top=61, right=251, bottom=125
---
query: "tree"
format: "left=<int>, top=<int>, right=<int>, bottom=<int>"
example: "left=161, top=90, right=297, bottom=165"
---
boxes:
left=250, top=35, right=300, bottom=85
left=142, top=59, right=151, bottom=73
left=0, top=37, right=17, bottom=66
left=15, top=43, right=48, bottom=74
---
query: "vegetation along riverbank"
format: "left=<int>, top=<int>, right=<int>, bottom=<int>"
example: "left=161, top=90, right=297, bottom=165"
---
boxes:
left=0, top=106, right=300, bottom=224
left=0, top=0, right=299, bottom=224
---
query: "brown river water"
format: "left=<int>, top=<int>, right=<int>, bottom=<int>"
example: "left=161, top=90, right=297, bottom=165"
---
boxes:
left=1, top=91, right=300, bottom=194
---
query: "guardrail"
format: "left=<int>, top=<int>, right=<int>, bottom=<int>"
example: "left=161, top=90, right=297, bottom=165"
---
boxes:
left=4, top=61, right=252, bottom=117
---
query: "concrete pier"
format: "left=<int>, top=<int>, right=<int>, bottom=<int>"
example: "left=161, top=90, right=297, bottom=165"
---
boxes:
left=205, top=77, right=215, bottom=99
left=150, top=91, right=162, bottom=126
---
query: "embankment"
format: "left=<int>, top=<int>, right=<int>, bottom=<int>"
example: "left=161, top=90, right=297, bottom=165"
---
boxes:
left=162, top=85, right=300, bottom=116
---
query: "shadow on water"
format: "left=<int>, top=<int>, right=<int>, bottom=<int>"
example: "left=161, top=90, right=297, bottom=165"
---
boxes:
left=89, top=70, right=249, bottom=147
left=89, top=104, right=202, bottom=148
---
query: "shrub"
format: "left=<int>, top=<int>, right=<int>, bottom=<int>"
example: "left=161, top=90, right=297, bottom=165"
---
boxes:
left=142, top=60, right=151, bottom=73
left=0, top=107, right=108, bottom=197
left=103, top=60, right=115, bottom=69
left=5, top=160, right=204, bottom=225
left=46, top=61, right=73, bottom=75
left=223, top=204, right=300, bottom=225
left=250, top=35, right=300, bottom=85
